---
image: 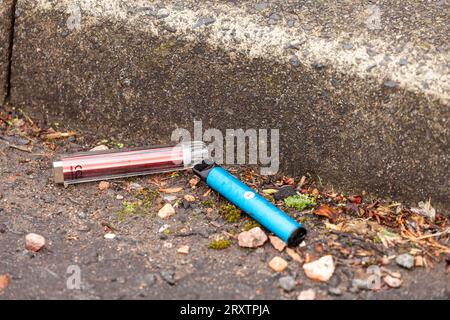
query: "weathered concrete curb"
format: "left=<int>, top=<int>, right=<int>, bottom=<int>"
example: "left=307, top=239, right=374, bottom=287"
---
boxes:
left=0, top=0, right=15, bottom=105
left=9, top=0, right=450, bottom=209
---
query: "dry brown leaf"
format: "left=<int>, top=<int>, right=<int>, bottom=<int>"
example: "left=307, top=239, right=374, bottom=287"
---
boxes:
left=159, top=187, right=183, bottom=193
left=314, top=205, right=340, bottom=221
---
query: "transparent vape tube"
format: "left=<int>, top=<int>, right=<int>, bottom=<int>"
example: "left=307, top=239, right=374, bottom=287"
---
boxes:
left=53, top=141, right=207, bottom=186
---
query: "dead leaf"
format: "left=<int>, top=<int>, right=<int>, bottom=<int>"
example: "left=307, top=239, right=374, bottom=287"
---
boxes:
left=348, top=195, right=362, bottom=204
left=159, top=187, right=183, bottom=193
left=314, top=205, right=340, bottom=221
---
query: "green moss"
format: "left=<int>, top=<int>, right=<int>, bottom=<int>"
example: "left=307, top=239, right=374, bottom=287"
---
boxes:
left=242, top=220, right=260, bottom=231
left=284, top=194, right=316, bottom=211
left=117, top=201, right=139, bottom=221
left=162, top=229, right=171, bottom=236
left=220, top=204, right=242, bottom=223
left=202, top=199, right=215, bottom=208
left=117, top=189, right=159, bottom=221
left=209, top=239, right=232, bottom=250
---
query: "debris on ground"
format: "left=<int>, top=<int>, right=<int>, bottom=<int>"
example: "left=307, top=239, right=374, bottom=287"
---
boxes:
left=269, top=256, right=288, bottom=272
left=158, top=203, right=176, bottom=219
left=278, top=276, right=296, bottom=292
left=98, top=181, right=110, bottom=191
left=269, top=235, right=287, bottom=252
left=1, top=110, right=449, bottom=299
left=177, top=245, right=190, bottom=255
left=297, top=289, right=316, bottom=300
left=383, top=275, right=403, bottom=288
left=0, top=274, right=10, bottom=292
left=302, top=255, right=335, bottom=282
left=238, top=227, right=268, bottom=248
left=25, top=233, right=46, bottom=252
left=395, top=253, right=415, bottom=270
left=104, top=233, right=116, bottom=240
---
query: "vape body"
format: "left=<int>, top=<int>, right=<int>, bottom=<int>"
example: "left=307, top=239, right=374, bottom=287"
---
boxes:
left=194, top=162, right=306, bottom=246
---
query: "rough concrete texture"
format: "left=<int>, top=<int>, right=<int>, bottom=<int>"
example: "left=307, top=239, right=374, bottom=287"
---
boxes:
left=0, top=0, right=14, bottom=105
left=10, top=0, right=450, bottom=208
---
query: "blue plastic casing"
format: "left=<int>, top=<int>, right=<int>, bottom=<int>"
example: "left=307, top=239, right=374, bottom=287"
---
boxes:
left=206, top=166, right=306, bottom=245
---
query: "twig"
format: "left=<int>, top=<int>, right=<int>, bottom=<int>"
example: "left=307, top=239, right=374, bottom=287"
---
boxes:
left=413, top=228, right=449, bottom=240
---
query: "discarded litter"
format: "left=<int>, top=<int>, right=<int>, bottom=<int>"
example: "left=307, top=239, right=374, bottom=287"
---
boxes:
left=54, top=143, right=307, bottom=247
left=193, top=161, right=307, bottom=247
left=53, top=141, right=207, bottom=186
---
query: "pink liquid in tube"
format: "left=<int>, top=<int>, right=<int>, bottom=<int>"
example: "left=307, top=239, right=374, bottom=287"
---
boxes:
left=53, top=141, right=207, bottom=186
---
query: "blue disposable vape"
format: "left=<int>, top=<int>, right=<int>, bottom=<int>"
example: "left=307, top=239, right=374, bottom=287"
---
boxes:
left=193, top=161, right=307, bottom=246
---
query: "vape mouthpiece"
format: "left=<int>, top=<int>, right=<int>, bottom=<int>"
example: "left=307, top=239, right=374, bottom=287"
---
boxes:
left=53, top=141, right=208, bottom=186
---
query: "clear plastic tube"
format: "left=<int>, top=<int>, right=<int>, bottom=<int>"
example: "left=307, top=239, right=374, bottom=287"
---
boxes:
left=53, top=141, right=207, bottom=186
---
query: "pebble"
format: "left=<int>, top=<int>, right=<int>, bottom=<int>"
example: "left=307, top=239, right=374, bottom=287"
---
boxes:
left=303, top=255, right=335, bottom=282
left=297, top=289, right=316, bottom=300
left=343, top=42, right=353, bottom=50
left=177, top=245, right=190, bottom=255
left=383, top=275, right=402, bottom=288
left=269, top=236, right=286, bottom=252
left=383, top=80, right=398, bottom=88
left=155, top=8, right=170, bottom=19
left=116, top=194, right=124, bottom=200
left=25, top=233, right=46, bottom=252
left=89, top=145, right=109, bottom=152
left=395, top=253, right=414, bottom=269
left=77, top=212, right=87, bottom=219
left=415, top=256, right=424, bottom=267
left=0, top=274, right=10, bottom=291
left=274, top=186, right=297, bottom=201
left=269, top=256, right=288, bottom=272
left=268, top=13, right=281, bottom=25
left=158, top=203, right=176, bottom=219
left=98, top=181, right=110, bottom=191
left=104, top=233, right=116, bottom=240
left=278, top=276, right=296, bottom=292
left=286, top=248, right=303, bottom=263
left=160, top=271, right=175, bottom=285
left=193, top=17, right=216, bottom=28
left=352, top=278, right=370, bottom=290
left=289, top=55, right=300, bottom=67
left=238, top=227, right=268, bottom=248
left=399, top=58, right=408, bottom=66
left=328, top=287, right=343, bottom=296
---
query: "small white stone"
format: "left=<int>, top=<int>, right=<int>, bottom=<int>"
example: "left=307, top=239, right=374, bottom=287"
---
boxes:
left=268, top=256, right=288, bottom=272
left=298, top=289, right=316, bottom=300
left=104, top=233, right=116, bottom=240
left=303, top=255, right=335, bottom=282
left=90, top=145, right=109, bottom=152
left=238, top=227, right=268, bottom=248
left=25, top=233, right=46, bottom=252
left=158, top=203, right=176, bottom=219
left=177, top=245, right=190, bottom=254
